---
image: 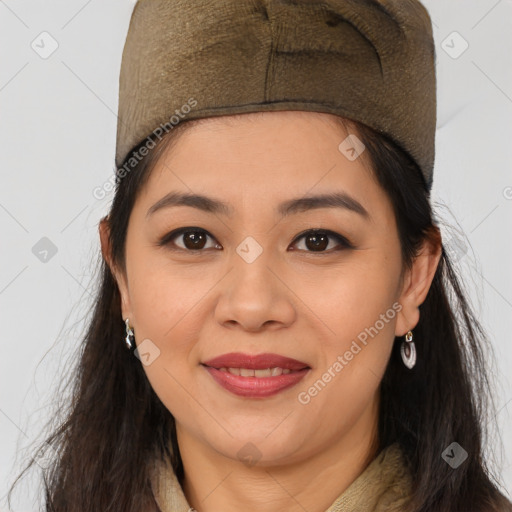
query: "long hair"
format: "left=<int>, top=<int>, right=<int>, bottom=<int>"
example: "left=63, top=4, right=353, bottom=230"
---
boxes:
left=6, top=114, right=512, bottom=512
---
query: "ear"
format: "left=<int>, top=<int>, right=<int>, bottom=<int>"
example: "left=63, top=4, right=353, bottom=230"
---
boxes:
left=395, top=226, right=442, bottom=336
left=99, top=216, right=133, bottom=321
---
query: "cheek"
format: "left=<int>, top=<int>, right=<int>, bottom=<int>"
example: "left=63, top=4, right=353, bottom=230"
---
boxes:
left=294, top=272, right=398, bottom=442
left=293, top=254, right=400, bottom=413
left=299, top=253, right=401, bottom=344
left=128, top=253, right=207, bottom=340
left=127, top=268, right=204, bottom=421
left=126, top=260, right=204, bottom=387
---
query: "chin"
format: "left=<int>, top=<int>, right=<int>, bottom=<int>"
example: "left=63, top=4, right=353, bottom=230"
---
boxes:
left=205, top=427, right=310, bottom=467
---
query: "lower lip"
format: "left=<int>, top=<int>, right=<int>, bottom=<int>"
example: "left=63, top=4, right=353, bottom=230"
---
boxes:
left=203, top=365, right=310, bottom=398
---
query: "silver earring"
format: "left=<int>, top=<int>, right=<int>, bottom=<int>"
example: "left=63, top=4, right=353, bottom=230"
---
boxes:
left=124, top=318, right=135, bottom=350
left=400, top=330, right=416, bottom=369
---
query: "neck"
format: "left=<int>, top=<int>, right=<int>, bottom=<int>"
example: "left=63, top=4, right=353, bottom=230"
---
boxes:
left=177, top=396, right=380, bottom=512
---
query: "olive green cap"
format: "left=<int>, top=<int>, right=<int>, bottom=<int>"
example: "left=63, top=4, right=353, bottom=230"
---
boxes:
left=116, top=0, right=437, bottom=191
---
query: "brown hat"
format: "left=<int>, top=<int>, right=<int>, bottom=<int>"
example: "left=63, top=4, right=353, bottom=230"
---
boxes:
left=115, top=0, right=437, bottom=191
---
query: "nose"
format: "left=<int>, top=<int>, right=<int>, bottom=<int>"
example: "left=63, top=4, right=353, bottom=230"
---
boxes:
left=214, top=249, right=296, bottom=332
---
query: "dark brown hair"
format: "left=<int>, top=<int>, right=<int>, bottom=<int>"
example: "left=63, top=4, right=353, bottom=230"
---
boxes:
left=7, top=113, right=512, bottom=512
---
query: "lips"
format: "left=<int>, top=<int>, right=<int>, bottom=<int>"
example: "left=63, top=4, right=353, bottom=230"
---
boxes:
left=201, top=352, right=311, bottom=398
left=203, top=366, right=310, bottom=397
left=202, top=352, right=310, bottom=371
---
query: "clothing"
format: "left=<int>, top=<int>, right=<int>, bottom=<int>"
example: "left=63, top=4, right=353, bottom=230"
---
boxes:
left=150, top=442, right=413, bottom=512
left=115, top=0, right=436, bottom=191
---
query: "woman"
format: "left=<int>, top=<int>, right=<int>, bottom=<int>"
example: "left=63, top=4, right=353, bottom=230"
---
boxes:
left=7, top=0, right=512, bottom=511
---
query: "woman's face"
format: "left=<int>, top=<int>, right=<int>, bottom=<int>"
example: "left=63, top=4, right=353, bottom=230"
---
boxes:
left=110, top=111, right=423, bottom=466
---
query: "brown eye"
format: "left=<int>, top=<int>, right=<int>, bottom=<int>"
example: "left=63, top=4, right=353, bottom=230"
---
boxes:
left=159, top=227, right=352, bottom=254
left=291, top=229, right=352, bottom=253
left=181, top=231, right=208, bottom=250
left=159, top=228, right=220, bottom=251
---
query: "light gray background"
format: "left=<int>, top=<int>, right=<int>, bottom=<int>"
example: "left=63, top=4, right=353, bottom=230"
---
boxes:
left=1, top=1, right=511, bottom=510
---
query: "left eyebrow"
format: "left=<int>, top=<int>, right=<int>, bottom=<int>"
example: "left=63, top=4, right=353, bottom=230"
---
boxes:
left=146, top=191, right=370, bottom=221
left=278, top=192, right=370, bottom=220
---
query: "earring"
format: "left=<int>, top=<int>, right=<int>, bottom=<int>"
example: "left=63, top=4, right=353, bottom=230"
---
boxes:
left=400, top=330, right=416, bottom=369
left=124, top=318, right=135, bottom=350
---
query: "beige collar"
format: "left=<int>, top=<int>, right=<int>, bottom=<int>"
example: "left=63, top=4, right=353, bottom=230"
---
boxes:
left=150, top=442, right=412, bottom=512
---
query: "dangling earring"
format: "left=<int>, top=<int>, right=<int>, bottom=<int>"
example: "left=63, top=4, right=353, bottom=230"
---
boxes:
left=124, top=318, right=135, bottom=350
left=400, top=330, right=416, bottom=369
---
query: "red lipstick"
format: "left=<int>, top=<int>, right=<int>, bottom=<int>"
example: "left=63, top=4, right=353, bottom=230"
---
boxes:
left=201, top=352, right=311, bottom=398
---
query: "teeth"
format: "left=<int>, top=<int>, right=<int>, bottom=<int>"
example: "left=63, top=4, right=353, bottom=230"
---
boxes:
left=218, top=367, right=294, bottom=377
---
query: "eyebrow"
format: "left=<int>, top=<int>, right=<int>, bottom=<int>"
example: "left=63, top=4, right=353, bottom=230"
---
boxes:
left=146, top=191, right=370, bottom=220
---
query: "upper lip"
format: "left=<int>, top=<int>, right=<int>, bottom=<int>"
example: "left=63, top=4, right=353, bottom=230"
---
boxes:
left=202, top=352, right=310, bottom=371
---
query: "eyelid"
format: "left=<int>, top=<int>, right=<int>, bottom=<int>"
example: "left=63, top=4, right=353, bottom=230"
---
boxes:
left=158, top=227, right=354, bottom=252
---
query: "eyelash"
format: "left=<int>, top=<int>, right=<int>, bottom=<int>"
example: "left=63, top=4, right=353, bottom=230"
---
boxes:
left=158, top=227, right=354, bottom=254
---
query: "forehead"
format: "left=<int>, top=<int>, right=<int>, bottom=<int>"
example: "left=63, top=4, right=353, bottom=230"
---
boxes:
left=153, top=111, right=365, bottom=175
left=135, top=110, right=388, bottom=220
